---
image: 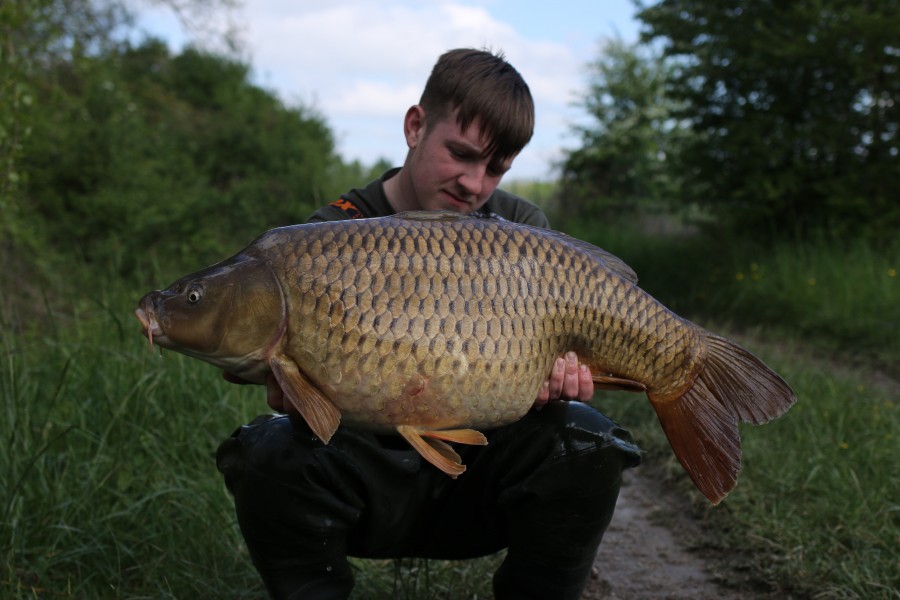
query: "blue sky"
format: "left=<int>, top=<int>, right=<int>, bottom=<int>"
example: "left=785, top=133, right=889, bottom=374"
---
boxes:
left=135, top=1, right=642, bottom=180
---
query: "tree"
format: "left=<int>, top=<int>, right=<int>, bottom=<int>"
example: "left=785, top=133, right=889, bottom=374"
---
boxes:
left=637, top=0, right=900, bottom=240
left=19, top=38, right=338, bottom=274
left=0, top=0, right=220, bottom=250
left=2, top=0, right=345, bottom=278
left=0, top=0, right=130, bottom=248
left=559, top=38, right=690, bottom=218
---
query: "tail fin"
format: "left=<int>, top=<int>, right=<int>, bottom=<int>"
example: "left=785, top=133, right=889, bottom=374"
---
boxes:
left=702, top=334, right=796, bottom=424
left=649, top=332, right=796, bottom=504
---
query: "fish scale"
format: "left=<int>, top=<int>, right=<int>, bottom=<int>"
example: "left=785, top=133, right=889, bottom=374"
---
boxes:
left=136, top=211, right=795, bottom=503
left=280, top=219, right=567, bottom=428
left=306, top=217, right=665, bottom=421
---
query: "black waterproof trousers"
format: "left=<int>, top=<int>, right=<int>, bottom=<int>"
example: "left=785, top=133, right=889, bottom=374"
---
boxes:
left=216, top=401, right=641, bottom=600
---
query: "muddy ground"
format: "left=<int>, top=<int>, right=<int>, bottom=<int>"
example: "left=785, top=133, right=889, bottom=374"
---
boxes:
left=584, top=465, right=776, bottom=600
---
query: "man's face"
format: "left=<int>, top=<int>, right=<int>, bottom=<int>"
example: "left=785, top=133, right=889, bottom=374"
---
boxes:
left=405, top=109, right=517, bottom=213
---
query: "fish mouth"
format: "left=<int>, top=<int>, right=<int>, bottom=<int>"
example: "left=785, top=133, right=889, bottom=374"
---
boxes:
left=134, top=307, right=165, bottom=350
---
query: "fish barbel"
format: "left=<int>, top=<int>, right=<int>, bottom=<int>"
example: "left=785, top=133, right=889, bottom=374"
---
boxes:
left=135, top=211, right=795, bottom=503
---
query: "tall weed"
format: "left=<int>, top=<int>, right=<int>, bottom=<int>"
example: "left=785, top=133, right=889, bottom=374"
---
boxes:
left=564, top=218, right=898, bottom=366
left=0, top=277, right=265, bottom=597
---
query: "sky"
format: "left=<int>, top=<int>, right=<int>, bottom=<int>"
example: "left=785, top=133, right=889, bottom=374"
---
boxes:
left=134, top=0, right=643, bottom=180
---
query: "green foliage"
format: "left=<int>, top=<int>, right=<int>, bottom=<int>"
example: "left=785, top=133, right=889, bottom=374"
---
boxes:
left=0, top=279, right=266, bottom=597
left=18, top=37, right=339, bottom=279
left=1, top=0, right=129, bottom=247
left=637, top=0, right=900, bottom=241
left=560, top=39, right=690, bottom=217
left=564, top=216, right=899, bottom=367
left=501, top=178, right=560, bottom=219
left=730, top=354, right=898, bottom=599
left=0, top=2, right=31, bottom=229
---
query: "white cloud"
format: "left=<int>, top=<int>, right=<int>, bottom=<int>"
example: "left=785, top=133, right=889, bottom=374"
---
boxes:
left=136, top=0, right=640, bottom=179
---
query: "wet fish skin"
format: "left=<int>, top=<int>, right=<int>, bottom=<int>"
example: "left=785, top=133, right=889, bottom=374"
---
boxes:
left=136, top=211, right=796, bottom=503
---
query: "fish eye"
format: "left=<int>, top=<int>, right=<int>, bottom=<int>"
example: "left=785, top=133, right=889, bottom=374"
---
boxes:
left=187, top=287, right=203, bottom=304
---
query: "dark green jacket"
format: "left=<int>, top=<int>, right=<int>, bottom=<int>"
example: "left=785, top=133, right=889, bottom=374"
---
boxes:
left=307, top=168, right=549, bottom=227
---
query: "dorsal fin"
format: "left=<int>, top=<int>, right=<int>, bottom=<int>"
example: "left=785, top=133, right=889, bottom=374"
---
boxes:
left=535, top=228, right=639, bottom=284
left=393, top=210, right=470, bottom=222
left=575, top=239, right=638, bottom=284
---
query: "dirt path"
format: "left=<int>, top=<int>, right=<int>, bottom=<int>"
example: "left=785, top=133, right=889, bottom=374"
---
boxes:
left=583, top=466, right=765, bottom=600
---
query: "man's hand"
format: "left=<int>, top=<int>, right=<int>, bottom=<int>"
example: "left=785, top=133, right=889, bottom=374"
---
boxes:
left=223, top=371, right=294, bottom=414
left=534, top=351, right=594, bottom=409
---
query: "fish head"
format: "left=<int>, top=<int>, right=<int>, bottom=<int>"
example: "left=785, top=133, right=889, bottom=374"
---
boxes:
left=135, top=255, right=286, bottom=380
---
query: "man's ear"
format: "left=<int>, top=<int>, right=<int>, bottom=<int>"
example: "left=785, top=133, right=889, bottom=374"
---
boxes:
left=403, top=105, right=427, bottom=148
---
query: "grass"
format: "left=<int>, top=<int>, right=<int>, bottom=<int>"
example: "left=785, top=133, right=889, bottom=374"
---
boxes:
left=565, top=217, right=899, bottom=368
left=574, top=216, right=899, bottom=598
left=1, top=220, right=897, bottom=598
left=0, top=284, right=266, bottom=597
left=594, top=329, right=898, bottom=599
left=730, top=345, right=898, bottom=599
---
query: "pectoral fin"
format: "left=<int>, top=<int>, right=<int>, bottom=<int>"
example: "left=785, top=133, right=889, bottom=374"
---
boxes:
left=592, top=374, right=647, bottom=393
left=396, top=425, right=488, bottom=478
left=269, top=356, right=341, bottom=443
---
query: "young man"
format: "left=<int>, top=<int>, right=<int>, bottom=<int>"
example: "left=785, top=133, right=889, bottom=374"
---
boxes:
left=217, top=48, right=640, bottom=600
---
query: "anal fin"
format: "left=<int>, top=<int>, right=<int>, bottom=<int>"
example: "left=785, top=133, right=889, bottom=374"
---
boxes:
left=269, top=355, right=341, bottom=443
left=397, top=425, right=487, bottom=478
left=418, top=428, right=488, bottom=446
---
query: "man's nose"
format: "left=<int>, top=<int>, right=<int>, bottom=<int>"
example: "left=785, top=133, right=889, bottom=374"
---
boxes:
left=458, top=163, right=486, bottom=196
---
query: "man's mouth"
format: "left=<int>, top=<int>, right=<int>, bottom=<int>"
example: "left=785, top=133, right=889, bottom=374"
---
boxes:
left=442, top=190, right=472, bottom=209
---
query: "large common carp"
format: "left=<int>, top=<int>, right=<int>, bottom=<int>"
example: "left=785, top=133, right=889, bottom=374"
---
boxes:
left=135, top=211, right=795, bottom=504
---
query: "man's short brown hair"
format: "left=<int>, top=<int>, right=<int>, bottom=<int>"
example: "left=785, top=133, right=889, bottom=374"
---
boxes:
left=419, top=48, right=534, bottom=162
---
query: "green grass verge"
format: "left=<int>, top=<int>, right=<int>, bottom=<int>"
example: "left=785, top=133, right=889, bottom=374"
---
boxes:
left=594, top=328, right=898, bottom=599
left=1, top=289, right=263, bottom=598
left=564, top=218, right=899, bottom=367
left=572, top=217, right=898, bottom=598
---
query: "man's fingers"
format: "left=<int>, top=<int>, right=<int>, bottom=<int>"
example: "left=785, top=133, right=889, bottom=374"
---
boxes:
left=533, top=380, right=551, bottom=408
left=547, top=357, right=565, bottom=399
left=543, top=352, right=596, bottom=403
left=577, top=364, right=595, bottom=401
left=224, top=370, right=294, bottom=414
left=561, top=352, right=580, bottom=398
left=265, top=372, right=290, bottom=413
left=223, top=371, right=251, bottom=385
